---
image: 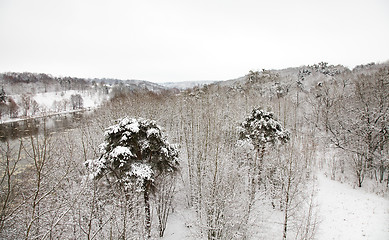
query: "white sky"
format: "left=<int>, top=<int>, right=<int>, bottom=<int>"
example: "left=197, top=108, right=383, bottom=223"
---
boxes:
left=0, top=0, right=388, bottom=82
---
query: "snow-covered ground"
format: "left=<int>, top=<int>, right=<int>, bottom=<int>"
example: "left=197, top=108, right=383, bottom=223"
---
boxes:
left=33, top=90, right=107, bottom=110
left=316, top=173, right=389, bottom=240
left=161, top=173, right=389, bottom=240
left=161, top=210, right=199, bottom=240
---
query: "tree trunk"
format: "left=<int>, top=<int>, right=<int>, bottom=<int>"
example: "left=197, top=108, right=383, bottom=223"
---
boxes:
left=257, top=145, right=266, bottom=187
left=282, top=179, right=290, bottom=240
left=283, top=159, right=292, bottom=240
left=144, top=182, right=151, bottom=239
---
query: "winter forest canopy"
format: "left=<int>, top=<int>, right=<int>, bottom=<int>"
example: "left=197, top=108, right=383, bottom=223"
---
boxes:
left=0, top=62, right=388, bottom=239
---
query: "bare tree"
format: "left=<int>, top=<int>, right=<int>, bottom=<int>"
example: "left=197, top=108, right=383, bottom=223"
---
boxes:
left=0, top=102, right=7, bottom=120
left=325, top=68, right=389, bottom=186
left=0, top=140, right=23, bottom=236
left=71, top=94, right=84, bottom=110
left=7, top=97, right=18, bottom=118
left=21, top=94, right=31, bottom=117
left=154, top=174, right=176, bottom=237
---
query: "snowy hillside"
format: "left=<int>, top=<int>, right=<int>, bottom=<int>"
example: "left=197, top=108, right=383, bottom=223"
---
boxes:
left=161, top=80, right=218, bottom=89
left=159, top=172, right=389, bottom=240
left=316, top=174, right=389, bottom=240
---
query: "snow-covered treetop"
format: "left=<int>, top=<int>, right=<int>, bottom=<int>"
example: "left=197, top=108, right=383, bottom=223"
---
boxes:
left=239, top=108, right=289, bottom=148
left=85, top=117, right=179, bottom=190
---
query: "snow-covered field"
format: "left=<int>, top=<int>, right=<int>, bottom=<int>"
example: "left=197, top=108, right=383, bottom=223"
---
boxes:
left=316, top=173, right=389, bottom=240
left=33, top=90, right=107, bottom=110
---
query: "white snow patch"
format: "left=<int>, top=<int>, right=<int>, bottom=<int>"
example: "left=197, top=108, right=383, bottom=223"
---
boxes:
left=98, top=142, right=107, bottom=153
left=161, top=208, right=200, bottom=240
left=120, top=117, right=130, bottom=126
left=130, top=163, right=153, bottom=181
left=33, top=90, right=106, bottom=110
left=121, top=135, right=128, bottom=142
left=147, top=128, right=159, bottom=137
left=161, top=147, right=168, bottom=156
left=109, top=146, right=133, bottom=158
left=105, top=124, right=121, bottom=136
left=85, top=157, right=107, bottom=179
left=127, top=121, right=140, bottom=133
left=316, top=173, right=389, bottom=240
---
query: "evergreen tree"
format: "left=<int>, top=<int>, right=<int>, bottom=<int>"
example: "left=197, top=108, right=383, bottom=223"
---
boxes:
left=239, top=107, right=289, bottom=192
left=239, top=107, right=289, bottom=150
left=0, top=87, right=6, bottom=103
left=85, top=117, right=179, bottom=239
left=238, top=108, right=289, bottom=234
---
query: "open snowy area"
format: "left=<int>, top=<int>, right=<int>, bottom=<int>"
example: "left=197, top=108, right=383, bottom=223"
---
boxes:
left=316, top=174, right=389, bottom=240
left=160, top=172, right=389, bottom=240
left=33, top=90, right=107, bottom=111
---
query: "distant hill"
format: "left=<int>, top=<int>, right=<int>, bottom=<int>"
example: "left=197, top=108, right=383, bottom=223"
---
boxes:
left=89, top=78, right=167, bottom=92
left=160, top=80, right=218, bottom=89
left=0, top=72, right=171, bottom=95
left=191, top=62, right=388, bottom=101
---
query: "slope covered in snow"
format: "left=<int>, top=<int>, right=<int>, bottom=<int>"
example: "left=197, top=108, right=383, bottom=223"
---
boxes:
left=161, top=80, right=217, bottom=89
left=316, top=173, right=389, bottom=240
left=160, top=173, right=389, bottom=240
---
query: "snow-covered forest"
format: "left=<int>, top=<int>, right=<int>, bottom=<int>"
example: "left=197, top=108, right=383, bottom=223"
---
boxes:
left=0, top=62, right=388, bottom=239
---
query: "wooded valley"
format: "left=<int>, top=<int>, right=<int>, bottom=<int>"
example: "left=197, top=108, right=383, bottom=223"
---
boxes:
left=0, top=62, right=388, bottom=239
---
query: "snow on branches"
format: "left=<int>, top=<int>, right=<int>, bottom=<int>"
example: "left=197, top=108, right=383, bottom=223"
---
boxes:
left=85, top=117, right=179, bottom=190
left=239, top=108, right=290, bottom=147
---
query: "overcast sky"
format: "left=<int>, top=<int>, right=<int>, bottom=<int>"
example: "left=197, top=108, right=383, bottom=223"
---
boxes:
left=0, top=0, right=388, bottom=82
